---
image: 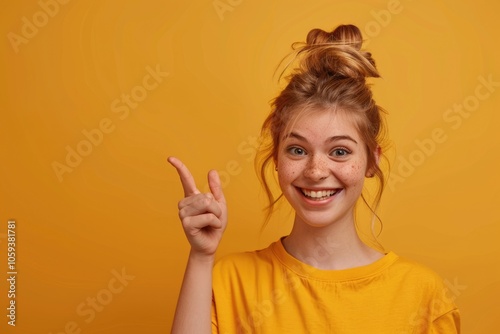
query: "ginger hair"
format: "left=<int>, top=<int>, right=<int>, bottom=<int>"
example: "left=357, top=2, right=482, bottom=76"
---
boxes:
left=256, top=24, right=388, bottom=236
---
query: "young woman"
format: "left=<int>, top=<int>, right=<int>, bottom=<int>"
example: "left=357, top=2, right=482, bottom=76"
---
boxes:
left=168, top=24, right=461, bottom=333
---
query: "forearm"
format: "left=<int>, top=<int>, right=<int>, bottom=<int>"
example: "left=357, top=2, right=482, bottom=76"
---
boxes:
left=171, top=250, right=215, bottom=334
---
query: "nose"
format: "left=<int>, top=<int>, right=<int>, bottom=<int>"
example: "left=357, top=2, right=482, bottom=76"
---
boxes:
left=303, top=155, right=329, bottom=181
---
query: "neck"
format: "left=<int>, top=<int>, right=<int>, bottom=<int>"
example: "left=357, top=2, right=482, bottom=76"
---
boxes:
left=283, top=213, right=383, bottom=270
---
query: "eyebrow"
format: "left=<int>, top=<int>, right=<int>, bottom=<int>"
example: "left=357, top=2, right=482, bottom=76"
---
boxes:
left=284, top=132, right=358, bottom=144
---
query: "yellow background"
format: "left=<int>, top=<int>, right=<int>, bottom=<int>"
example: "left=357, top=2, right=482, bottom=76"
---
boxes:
left=1, top=0, right=499, bottom=332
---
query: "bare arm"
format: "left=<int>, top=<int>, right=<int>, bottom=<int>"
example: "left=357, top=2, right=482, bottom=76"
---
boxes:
left=168, top=157, right=227, bottom=334
left=172, top=251, right=214, bottom=333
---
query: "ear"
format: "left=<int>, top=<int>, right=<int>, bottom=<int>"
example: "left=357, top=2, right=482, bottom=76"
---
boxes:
left=366, top=146, right=381, bottom=178
left=374, top=145, right=381, bottom=165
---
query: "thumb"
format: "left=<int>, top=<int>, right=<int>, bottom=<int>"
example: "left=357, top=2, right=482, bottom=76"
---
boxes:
left=208, top=170, right=226, bottom=204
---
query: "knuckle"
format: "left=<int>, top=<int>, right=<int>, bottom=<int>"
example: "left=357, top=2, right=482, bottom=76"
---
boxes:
left=177, top=198, right=187, bottom=210
left=197, top=195, right=212, bottom=208
left=182, top=215, right=193, bottom=227
left=178, top=207, right=187, bottom=220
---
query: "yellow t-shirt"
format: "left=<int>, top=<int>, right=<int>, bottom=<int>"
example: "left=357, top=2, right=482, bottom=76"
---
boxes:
left=211, top=239, right=460, bottom=333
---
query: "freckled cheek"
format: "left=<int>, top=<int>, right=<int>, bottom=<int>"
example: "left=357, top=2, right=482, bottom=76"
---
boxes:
left=338, top=163, right=366, bottom=185
left=277, top=162, right=300, bottom=188
left=278, top=168, right=297, bottom=184
left=277, top=154, right=298, bottom=177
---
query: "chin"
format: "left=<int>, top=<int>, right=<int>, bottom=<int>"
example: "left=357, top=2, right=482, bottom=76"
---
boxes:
left=295, top=211, right=351, bottom=229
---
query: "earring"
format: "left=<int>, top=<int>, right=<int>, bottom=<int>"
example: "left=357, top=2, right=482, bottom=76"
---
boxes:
left=275, top=166, right=278, bottom=171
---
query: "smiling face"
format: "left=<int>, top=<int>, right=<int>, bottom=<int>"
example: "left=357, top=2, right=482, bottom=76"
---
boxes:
left=276, top=108, right=376, bottom=228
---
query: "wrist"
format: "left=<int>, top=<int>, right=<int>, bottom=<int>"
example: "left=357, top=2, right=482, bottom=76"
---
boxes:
left=188, top=249, right=216, bottom=265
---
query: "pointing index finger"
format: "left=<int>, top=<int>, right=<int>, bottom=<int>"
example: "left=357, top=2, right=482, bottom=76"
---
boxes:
left=168, top=156, right=200, bottom=197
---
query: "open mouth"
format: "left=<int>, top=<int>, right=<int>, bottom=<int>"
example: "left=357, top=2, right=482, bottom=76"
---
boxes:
left=299, top=188, right=341, bottom=201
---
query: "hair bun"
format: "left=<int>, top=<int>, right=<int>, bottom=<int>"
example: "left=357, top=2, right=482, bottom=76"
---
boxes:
left=306, top=24, right=362, bottom=50
left=299, top=24, right=379, bottom=80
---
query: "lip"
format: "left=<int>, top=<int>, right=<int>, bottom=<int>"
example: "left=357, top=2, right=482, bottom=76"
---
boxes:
left=295, top=186, right=342, bottom=206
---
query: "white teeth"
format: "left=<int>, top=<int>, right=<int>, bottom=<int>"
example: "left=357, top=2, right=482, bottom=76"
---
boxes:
left=302, top=189, right=336, bottom=199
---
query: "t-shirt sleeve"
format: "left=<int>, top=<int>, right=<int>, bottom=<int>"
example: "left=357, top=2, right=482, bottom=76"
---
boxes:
left=428, top=270, right=461, bottom=334
left=211, top=294, right=219, bottom=334
left=431, top=308, right=461, bottom=333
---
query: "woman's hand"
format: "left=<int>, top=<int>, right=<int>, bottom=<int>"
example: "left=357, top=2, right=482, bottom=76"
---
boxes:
left=168, top=156, right=227, bottom=257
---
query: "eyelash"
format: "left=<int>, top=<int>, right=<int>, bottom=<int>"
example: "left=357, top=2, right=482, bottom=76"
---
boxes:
left=286, top=146, right=352, bottom=157
left=287, top=147, right=306, bottom=155
left=331, top=147, right=352, bottom=157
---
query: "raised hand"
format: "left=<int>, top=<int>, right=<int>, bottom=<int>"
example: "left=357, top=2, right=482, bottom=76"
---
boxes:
left=168, top=156, right=227, bottom=257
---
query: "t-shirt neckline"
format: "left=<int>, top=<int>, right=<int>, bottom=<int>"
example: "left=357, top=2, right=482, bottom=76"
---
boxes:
left=271, top=237, right=399, bottom=282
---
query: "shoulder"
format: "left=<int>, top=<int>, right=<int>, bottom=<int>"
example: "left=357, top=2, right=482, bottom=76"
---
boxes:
left=213, top=243, right=276, bottom=275
left=388, top=253, right=448, bottom=288
left=389, top=253, right=459, bottom=317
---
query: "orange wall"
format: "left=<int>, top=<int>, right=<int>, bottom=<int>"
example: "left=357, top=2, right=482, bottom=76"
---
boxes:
left=1, top=0, right=499, bottom=332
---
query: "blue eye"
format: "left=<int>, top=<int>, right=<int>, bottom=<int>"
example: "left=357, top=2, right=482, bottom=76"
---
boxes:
left=331, top=148, right=351, bottom=157
left=288, top=147, right=307, bottom=156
